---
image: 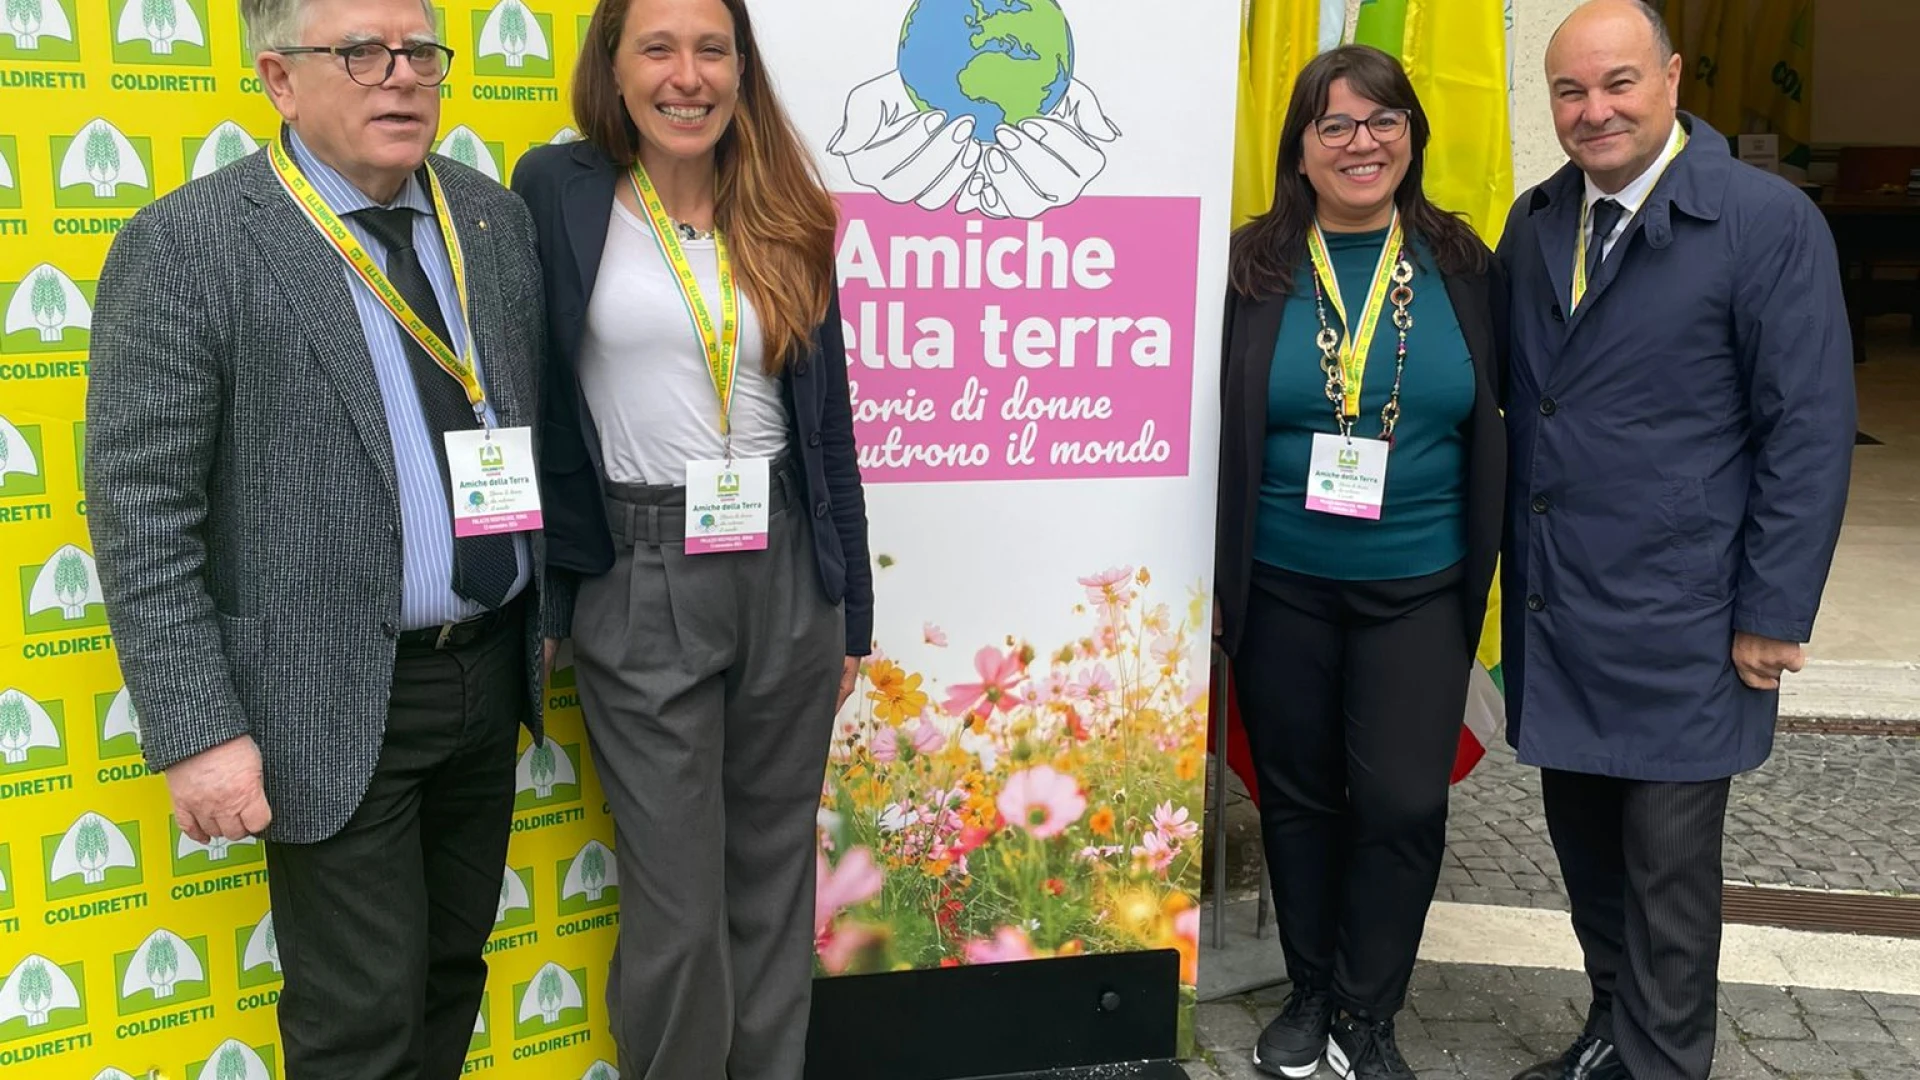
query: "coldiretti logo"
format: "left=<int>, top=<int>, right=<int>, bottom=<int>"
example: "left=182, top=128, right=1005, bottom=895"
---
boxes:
left=513, top=739, right=581, bottom=810
left=0, top=416, right=46, bottom=499
left=0, top=954, right=86, bottom=1039
left=0, top=844, right=14, bottom=914
left=43, top=811, right=142, bottom=899
left=2, top=263, right=94, bottom=354
left=473, top=0, right=553, bottom=77
left=437, top=126, right=505, bottom=184
left=512, top=962, right=587, bottom=1039
left=52, top=119, right=154, bottom=209
left=21, top=542, right=109, bottom=634
left=96, top=686, right=144, bottom=760
left=557, top=840, right=616, bottom=916
left=187, top=1038, right=276, bottom=1080
left=0, top=688, right=67, bottom=775
left=581, top=1062, right=616, bottom=1080
left=172, top=816, right=264, bottom=876
left=115, top=927, right=211, bottom=1014
left=187, top=121, right=259, bottom=181
left=0, top=136, right=19, bottom=211
left=0, top=0, right=80, bottom=61
left=112, top=0, right=211, bottom=64
left=496, top=865, right=534, bottom=931
left=235, top=910, right=279, bottom=990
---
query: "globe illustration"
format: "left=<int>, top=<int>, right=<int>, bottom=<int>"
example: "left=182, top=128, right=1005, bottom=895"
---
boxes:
left=898, top=0, right=1075, bottom=141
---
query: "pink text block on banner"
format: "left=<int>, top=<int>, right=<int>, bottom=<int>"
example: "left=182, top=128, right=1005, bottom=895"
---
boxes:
left=833, top=193, right=1201, bottom=484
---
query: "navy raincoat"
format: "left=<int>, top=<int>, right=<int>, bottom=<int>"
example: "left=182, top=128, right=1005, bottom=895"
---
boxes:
left=1494, top=114, right=1856, bottom=782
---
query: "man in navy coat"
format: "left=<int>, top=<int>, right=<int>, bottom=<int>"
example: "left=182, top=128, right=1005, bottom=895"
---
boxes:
left=1496, top=3, right=1855, bottom=1079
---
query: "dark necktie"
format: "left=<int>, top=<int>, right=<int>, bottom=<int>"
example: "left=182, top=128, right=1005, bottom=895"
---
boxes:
left=352, top=206, right=516, bottom=611
left=1587, top=197, right=1624, bottom=283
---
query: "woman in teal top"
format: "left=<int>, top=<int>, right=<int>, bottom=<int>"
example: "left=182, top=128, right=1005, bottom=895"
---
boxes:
left=1213, top=45, right=1507, bottom=1080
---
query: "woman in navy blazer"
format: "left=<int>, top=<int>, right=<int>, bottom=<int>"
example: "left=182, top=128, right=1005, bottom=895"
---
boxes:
left=510, top=0, right=871, bottom=1076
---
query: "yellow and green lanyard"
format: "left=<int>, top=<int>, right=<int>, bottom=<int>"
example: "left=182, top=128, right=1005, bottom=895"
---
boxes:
left=268, top=138, right=487, bottom=422
left=628, top=161, right=741, bottom=455
left=1306, top=210, right=1407, bottom=423
left=1570, top=126, right=1690, bottom=312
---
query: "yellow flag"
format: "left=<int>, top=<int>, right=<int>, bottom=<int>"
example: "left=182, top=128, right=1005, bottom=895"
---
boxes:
left=1694, top=0, right=1749, bottom=134
left=1232, top=0, right=1326, bottom=226
left=1745, top=0, right=1813, bottom=170
left=1399, top=0, right=1515, bottom=245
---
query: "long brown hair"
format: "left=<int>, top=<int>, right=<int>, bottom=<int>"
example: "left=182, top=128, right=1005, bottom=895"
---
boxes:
left=1229, top=44, right=1486, bottom=299
left=572, top=0, right=838, bottom=374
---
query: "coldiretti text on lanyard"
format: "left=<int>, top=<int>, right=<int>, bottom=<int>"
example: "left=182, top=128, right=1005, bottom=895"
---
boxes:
left=1302, top=210, right=1414, bottom=522
left=627, top=161, right=769, bottom=555
left=268, top=138, right=544, bottom=540
left=1570, top=125, right=1690, bottom=311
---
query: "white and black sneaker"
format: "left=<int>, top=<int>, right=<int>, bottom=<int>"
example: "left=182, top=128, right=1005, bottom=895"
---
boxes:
left=1326, top=1013, right=1416, bottom=1080
left=1252, top=984, right=1336, bottom=1078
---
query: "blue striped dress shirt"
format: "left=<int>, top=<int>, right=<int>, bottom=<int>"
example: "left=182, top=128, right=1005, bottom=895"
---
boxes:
left=287, top=130, right=530, bottom=630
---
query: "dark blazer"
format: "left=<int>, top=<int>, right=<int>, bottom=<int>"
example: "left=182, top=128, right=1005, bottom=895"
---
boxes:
left=1214, top=236, right=1508, bottom=662
left=1494, top=113, right=1854, bottom=782
left=509, top=140, right=873, bottom=657
left=86, top=149, right=550, bottom=844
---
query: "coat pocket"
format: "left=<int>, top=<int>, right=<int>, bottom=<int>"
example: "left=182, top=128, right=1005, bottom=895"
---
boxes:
left=1660, top=477, right=1721, bottom=603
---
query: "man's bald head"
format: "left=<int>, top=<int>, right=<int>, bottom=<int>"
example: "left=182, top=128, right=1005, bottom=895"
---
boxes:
left=1544, top=0, right=1683, bottom=194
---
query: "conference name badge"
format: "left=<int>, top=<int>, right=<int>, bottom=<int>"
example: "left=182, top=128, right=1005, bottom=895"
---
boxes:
left=686, top=457, right=771, bottom=554
left=1305, top=433, right=1389, bottom=520
left=445, top=427, right=544, bottom=536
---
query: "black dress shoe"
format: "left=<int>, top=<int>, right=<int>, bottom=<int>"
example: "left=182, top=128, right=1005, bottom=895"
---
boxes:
left=1510, top=1033, right=1629, bottom=1080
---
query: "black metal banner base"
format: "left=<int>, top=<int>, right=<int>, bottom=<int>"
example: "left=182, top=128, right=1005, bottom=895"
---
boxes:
left=804, top=949, right=1186, bottom=1080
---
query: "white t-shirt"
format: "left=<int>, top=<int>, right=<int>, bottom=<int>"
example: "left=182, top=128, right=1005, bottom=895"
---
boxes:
left=577, top=199, right=790, bottom=485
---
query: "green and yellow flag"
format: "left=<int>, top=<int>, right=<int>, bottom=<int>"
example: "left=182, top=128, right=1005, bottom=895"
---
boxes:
left=1232, top=0, right=1346, bottom=226
left=1746, top=0, right=1813, bottom=171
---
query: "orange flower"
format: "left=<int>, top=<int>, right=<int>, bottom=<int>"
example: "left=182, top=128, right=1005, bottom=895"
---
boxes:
left=1175, top=749, right=1202, bottom=782
left=1089, top=806, right=1116, bottom=837
left=866, top=659, right=929, bottom=726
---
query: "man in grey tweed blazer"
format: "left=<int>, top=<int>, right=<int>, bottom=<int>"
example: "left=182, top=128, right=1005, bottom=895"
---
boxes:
left=86, top=1, right=551, bottom=1076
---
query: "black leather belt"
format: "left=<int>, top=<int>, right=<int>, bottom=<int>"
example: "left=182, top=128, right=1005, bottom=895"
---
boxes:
left=396, top=595, right=524, bottom=650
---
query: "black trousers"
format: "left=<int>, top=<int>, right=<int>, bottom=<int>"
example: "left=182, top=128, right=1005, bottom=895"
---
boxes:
left=1232, top=560, right=1470, bottom=1018
left=264, top=606, right=524, bottom=1080
left=1542, top=769, right=1731, bottom=1080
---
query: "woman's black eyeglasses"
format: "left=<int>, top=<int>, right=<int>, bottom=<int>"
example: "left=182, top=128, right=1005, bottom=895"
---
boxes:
left=1312, top=108, right=1413, bottom=148
left=273, top=42, right=457, bottom=87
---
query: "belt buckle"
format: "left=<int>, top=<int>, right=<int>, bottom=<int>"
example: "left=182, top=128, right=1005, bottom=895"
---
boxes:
left=434, top=620, right=459, bottom=650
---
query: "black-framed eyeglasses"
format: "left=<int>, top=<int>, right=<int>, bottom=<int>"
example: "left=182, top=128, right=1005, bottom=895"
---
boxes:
left=274, top=41, right=456, bottom=87
left=1313, top=108, right=1413, bottom=148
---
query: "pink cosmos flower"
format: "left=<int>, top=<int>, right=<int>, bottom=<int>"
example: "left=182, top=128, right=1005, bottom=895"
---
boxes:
left=1072, top=666, right=1117, bottom=704
left=1078, top=566, right=1135, bottom=613
left=817, top=923, right=881, bottom=975
left=871, top=725, right=899, bottom=764
left=1153, top=802, right=1199, bottom=843
left=814, top=846, right=884, bottom=937
left=923, top=622, right=949, bottom=647
left=965, top=926, right=1036, bottom=965
left=1133, top=831, right=1177, bottom=874
left=997, top=765, right=1087, bottom=839
left=944, top=646, right=1027, bottom=721
left=1151, top=634, right=1185, bottom=671
left=910, top=715, right=946, bottom=756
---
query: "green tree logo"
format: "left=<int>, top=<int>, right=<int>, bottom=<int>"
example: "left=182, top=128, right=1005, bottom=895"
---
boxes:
left=17, top=958, right=54, bottom=1026
left=535, top=966, right=565, bottom=1024
left=448, top=131, right=480, bottom=170
left=264, top=920, right=277, bottom=966
left=214, top=1044, right=247, bottom=1080
left=579, top=845, right=607, bottom=898
left=29, top=267, right=66, bottom=342
left=83, top=123, right=120, bottom=198
left=139, top=0, right=174, bottom=46
left=6, top=0, right=73, bottom=50
left=584, top=1064, right=616, bottom=1080
left=213, top=126, right=247, bottom=169
left=529, top=743, right=557, bottom=796
left=497, top=2, right=527, bottom=65
left=75, top=815, right=110, bottom=884
left=54, top=547, right=89, bottom=617
left=0, top=690, right=30, bottom=764
left=144, top=934, right=180, bottom=998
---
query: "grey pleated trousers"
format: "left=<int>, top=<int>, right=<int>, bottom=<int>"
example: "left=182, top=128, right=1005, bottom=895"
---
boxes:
left=571, top=461, right=844, bottom=1080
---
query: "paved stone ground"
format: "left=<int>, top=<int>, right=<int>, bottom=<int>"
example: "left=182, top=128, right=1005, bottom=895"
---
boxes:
left=1184, top=964, right=1920, bottom=1080
left=1434, top=735, right=1920, bottom=910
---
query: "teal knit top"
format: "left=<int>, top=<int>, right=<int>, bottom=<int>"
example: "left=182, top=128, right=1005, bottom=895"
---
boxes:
left=1254, top=226, right=1474, bottom=581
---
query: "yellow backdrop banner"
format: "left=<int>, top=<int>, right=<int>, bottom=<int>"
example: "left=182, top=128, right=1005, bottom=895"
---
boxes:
left=0, top=3, right=621, bottom=1078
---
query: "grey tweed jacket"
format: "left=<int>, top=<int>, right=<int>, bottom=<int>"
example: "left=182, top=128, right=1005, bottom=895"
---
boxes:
left=86, top=147, right=552, bottom=845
